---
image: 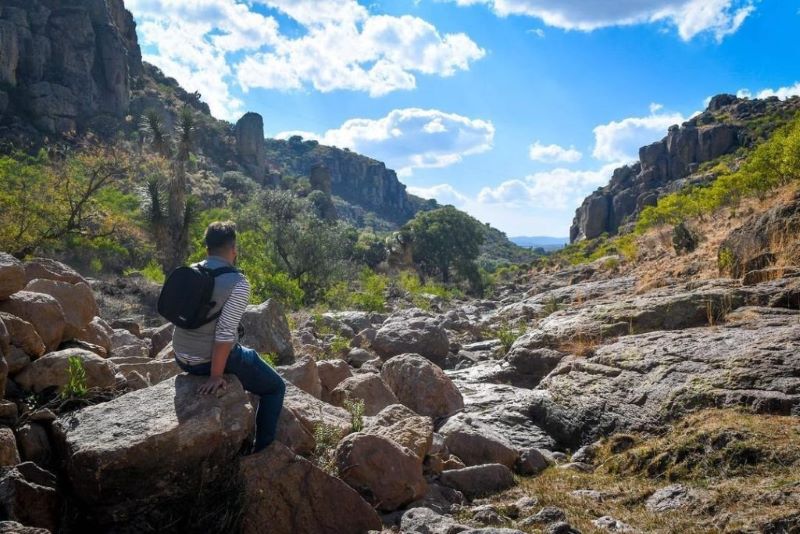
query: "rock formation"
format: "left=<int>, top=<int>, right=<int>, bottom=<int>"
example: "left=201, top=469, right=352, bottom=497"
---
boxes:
left=570, top=94, right=800, bottom=241
left=0, top=0, right=142, bottom=134
left=235, top=112, right=267, bottom=181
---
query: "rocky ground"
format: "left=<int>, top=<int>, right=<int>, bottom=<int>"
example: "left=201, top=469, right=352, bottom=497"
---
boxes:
left=0, top=194, right=798, bottom=534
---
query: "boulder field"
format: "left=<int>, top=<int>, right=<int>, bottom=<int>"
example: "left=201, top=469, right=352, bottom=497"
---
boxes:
left=0, top=232, right=798, bottom=533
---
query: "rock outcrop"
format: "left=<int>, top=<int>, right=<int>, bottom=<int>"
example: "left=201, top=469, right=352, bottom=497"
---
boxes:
left=570, top=95, right=800, bottom=241
left=0, top=0, right=143, bottom=134
left=235, top=112, right=267, bottom=182
left=51, top=374, right=253, bottom=529
left=240, top=299, right=295, bottom=365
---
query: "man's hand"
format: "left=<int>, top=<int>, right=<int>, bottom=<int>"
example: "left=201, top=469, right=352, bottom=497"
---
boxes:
left=198, top=376, right=227, bottom=395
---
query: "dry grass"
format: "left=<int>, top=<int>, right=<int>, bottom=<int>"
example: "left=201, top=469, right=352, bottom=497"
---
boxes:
left=629, top=184, right=800, bottom=294
left=474, top=409, right=800, bottom=534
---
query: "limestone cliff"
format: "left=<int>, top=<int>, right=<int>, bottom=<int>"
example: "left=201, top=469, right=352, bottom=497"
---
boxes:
left=0, top=0, right=142, bottom=137
left=570, top=94, right=800, bottom=242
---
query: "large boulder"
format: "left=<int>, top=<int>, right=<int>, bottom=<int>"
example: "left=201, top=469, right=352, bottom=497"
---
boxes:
left=381, top=353, right=464, bottom=418
left=317, top=359, right=352, bottom=402
left=75, top=317, right=113, bottom=356
left=364, top=412, right=433, bottom=461
left=23, top=258, right=87, bottom=285
left=25, top=279, right=97, bottom=339
left=240, top=299, right=295, bottom=364
left=335, top=432, right=427, bottom=511
left=373, top=309, right=449, bottom=366
left=0, top=462, right=59, bottom=532
left=109, top=329, right=151, bottom=359
left=0, top=254, right=25, bottom=300
left=51, top=374, right=254, bottom=528
left=276, top=383, right=352, bottom=455
left=277, top=356, right=322, bottom=398
left=439, top=414, right=520, bottom=469
left=240, top=442, right=382, bottom=534
left=329, top=374, right=399, bottom=416
left=0, top=292, right=65, bottom=352
left=439, top=463, right=515, bottom=499
left=0, top=312, right=45, bottom=358
left=15, top=349, right=118, bottom=394
left=0, top=429, right=20, bottom=467
left=235, top=112, right=267, bottom=179
left=109, top=356, right=181, bottom=390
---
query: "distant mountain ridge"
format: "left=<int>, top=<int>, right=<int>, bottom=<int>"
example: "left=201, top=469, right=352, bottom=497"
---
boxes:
left=511, top=236, right=569, bottom=247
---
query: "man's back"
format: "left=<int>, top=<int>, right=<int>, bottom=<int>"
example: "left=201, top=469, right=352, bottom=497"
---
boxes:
left=172, top=255, right=248, bottom=365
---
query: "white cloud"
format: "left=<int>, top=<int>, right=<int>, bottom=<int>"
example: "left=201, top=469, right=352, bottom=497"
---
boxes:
left=477, top=163, right=619, bottom=209
left=277, top=108, right=494, bottom=176
left=528, top=28, right=546, bottom=38
left=529, top=141, right=582, bottom=163
left=447, top=0, right=754, bottom=42
left=407, top=184, right=469, bottom=206
left=592, top=105, right=686, bottom=162
left=127, top=0, right=485, bottom=119
left=737, top=82, right=800, bottom=100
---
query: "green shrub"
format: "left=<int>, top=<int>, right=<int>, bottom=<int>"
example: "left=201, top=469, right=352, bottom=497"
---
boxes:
left=342, top=397, right=365, bottom=432
left=259, top=352, right=278, bottom=367
left=312, top=423, right=343, bottom=475
left=492, top=321, right=525, bottom=353
left=327, top=335, right=350, bottom=358
left=62, top=355, right=88, bottom=399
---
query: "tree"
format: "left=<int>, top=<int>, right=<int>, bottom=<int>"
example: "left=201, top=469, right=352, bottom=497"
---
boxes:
left=254, top=189, right=356, bottom=303
left=0, top=145, right=129, bottom=258
left=139, top=106, right=197, bottom=273
left=404, top=206, right=485, bottom=286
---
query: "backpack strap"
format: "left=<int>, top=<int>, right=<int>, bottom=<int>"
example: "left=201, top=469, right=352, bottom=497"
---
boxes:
left=210, top=266, right=239, bottom=277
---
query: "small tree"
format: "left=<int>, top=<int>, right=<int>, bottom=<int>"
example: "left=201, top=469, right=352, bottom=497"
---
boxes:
left=404, top=206, right=485, bottom=287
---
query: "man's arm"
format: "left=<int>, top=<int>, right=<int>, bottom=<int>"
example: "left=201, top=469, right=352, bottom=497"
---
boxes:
left=198, top=277, right=251, bottom=394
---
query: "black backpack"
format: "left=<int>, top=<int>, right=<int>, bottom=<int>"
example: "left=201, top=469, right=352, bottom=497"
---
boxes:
left=157, top=264, right=239, bottom=329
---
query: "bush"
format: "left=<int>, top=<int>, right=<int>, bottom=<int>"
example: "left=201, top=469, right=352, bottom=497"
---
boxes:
left=342, top=397, right=365, bottom=432
left=62, top=356, right=88, bottom=399
left=313, top=423, right=342, bottom=475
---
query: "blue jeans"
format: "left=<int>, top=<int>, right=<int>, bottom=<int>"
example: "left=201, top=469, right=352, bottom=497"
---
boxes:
left=176, top=344, right=285, bottom=452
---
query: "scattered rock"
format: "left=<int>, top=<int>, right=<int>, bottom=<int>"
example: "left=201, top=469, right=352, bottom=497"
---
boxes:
left=517, top=448, right=551, bottom=475
left=335, top=432, right=427, bottom=511
left=346, top=347, right=374, bottom=368
left=438, top=463, right=515, bottom=499
left=316, top=359, right=352, bottom=402
left=373, top=309, right=449, bottom=366
left=15, top=348, right=119, bottom=394
left=240, top=299, right=295, bottom=364
left=23, top=258, right=87, bottom=285
left=25, top=278, right=97, bottom=339
left=0, top=254, right=25, bottom=300
left=0, top=429, right=20, bottom=467
left=0, top=291, right=66, bottom=352
left=364, top=414, right=433, bottom=461
left=440, top=414, right=520, bottom=468
left=330, top=374, right=399, bottom=416
left=278, top=356, right=322, bottom=399
left=381, top=353, right=464, bottom=418
left=0, top=462, right=60, bottom=531
left=240, top=442, right=382, bottom=534
left=407, top=483, right=465, bottom=515
left=15, top=423, right=51, bottom=466
left=76, top=317, right=113, bottom=356
left=645, top=484, right=698, bottom=512
left=400, top=507, right=470, bottom=534
left=0, top=312, right=45, bottom=358
left=593, top=516, right=636, bottom=532
left=519, top=506, right=566, bottom=526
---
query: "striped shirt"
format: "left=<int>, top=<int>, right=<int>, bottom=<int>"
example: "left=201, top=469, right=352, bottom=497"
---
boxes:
left=215, top=278, right=251, bottom=342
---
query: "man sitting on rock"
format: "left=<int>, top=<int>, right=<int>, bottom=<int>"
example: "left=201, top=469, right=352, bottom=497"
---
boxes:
left=172, top=221, right=285, bottom=452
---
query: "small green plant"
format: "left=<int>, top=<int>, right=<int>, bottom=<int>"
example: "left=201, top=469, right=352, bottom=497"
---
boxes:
left=123, top=259, right=165, bottom=284
left=259, top=352, right=278, bottom=367
left=312, top=422, right=343, bottom=475
left=494, top=321, right=525, bottom=353
left=324, top=335, right=350, bottom=360
left=718, top=247, right=735, bottom=274
left=542, top=296, right=561, bottom=316
left=342, top=397, right=366, bottom=432
left=62, top=355, right=88, bottom=399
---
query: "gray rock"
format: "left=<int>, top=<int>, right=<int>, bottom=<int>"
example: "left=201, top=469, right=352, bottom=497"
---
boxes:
left=439, top=413, right=520, bottom=468
left=400, top=507, right=470, bottom=534
left=517, top=448, right=551, bottom=475
left=15, top=423, right=51, bottom=466
left=592, top=516, right=636, bottom=532
left=317, top=358, right=352, bottom=402
left=439, top=463, right=515, bottom=499
left=235, top=112, right=267, bottom=179
left=51, top=375, right=254, bottom=527
left=373, top=309, right=449, bottom=367
left=330, top=373, right=398, bottom=416
left=0, top=462, right=59, bottom=532
left=346, top=347, right=374, bottom=368
left=240, top=299, right=295, bottom=364
left=381, top=353, right=463, bottom=418
left=15, top=348, right=119, bottom=394
left=645, top=484, right=698, bottom=512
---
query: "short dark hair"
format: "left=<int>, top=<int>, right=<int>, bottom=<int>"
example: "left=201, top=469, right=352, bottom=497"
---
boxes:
left=204, top=221, right=237, bottom=252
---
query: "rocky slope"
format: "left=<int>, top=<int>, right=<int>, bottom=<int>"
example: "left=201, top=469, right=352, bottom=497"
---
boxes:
left=0, top=184, right=798, bottom=533
left=570, top=94, right=800, bottom=242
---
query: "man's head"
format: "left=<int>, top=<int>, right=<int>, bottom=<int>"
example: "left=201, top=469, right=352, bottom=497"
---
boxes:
left=205, top=221, right=237, bottom=263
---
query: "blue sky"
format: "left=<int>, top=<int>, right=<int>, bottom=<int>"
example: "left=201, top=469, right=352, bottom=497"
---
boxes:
left=126, top=0, right=800, bottom=237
